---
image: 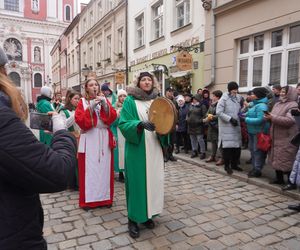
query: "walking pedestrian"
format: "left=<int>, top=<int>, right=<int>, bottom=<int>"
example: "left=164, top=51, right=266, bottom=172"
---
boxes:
left=75, top=78, right=117, bottom=209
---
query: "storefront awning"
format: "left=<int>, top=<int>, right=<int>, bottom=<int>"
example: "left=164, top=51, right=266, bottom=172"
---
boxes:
left=169, top=70, right=192, bottom=78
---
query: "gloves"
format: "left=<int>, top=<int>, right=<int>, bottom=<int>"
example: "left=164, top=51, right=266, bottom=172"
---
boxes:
left=138, top=121, right=156, bottom=131
left=89, top=99, right=99, bottom=110
left=230, top=118, right=238, bottom=126
left=52, top=114, right=67, bottom=133
left=291, top=109, right=300, bottom=116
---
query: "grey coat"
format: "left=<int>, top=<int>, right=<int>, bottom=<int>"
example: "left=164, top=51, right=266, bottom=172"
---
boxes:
left=290, top=147, right=300, bottom=186
left=216, top=92, right=242, bottom=148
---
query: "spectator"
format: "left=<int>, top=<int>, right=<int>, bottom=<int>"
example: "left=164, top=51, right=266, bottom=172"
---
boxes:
left=272, top=84, right=282, bottom=104
left=265, top=86, right=298, bottom=188
left=245, top=87, right=269, bottom=178
left=175, top=95, right=189, bottom=154
left=187, top=94, right=207, bottom=159
left=203, top=90, right=223, bottom=164
left=216, top=81, right=242, bottom=174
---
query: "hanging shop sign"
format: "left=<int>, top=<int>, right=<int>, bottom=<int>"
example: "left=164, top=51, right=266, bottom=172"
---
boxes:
left=176, top=51, right=193, bottom=71
left=115, top=71, right=125, bottom=84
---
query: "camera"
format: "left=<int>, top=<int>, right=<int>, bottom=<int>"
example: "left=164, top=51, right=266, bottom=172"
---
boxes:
left=30, top=112, right=53, bottom=131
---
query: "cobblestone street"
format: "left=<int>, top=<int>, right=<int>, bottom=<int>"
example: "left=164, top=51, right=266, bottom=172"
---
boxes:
left=43, top=160, right=300, bottom=250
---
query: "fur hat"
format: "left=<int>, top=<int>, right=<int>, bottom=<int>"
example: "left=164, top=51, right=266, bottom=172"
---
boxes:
left=40, top=86, right=52, bottom=98
left=227, top=81, right=239, bottom=92
left=252, top=87, right=268, bottom=99
left=0, top=47, right=8, bottom=66
left=137, top=72, right=154, bottom=86
left=117, top=89, right=127, bottom=97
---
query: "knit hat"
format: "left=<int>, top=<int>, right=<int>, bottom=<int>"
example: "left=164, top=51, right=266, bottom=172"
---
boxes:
left=101, top=84, right=113, bottom=94
left=227, top=81, right=239, bottom=92
left=117, top=89, right=127, bottom=97
left=40, top=86, right=52, bottom=98
left=252, top=87, right=268, bottom=99
left=193, top=94, right=202, bottom=102
left=0, top=47, right=8, bottom=66
left=272, top=84, right=282, bottom=91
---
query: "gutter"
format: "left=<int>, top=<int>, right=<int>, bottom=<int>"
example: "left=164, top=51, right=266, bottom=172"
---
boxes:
left=210, top=0, right=216, bottom=87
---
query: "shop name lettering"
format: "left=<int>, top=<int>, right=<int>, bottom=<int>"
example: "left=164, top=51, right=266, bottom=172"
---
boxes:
left=130, top=36, right=199, bottom=66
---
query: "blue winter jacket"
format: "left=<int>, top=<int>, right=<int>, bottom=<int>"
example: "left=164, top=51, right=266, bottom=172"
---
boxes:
left=245, top=97, right=270, bottom=134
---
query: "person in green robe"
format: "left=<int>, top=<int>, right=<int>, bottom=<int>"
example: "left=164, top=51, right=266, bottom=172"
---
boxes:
left=111, top=89, right=127, bottom=182
left=119, top=72, right=167, bottom=239
left=36, top=86, right=54, bottom=145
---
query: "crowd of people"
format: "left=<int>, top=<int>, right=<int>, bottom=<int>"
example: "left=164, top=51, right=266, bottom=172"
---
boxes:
left=2, top=40, right=300, bottom=248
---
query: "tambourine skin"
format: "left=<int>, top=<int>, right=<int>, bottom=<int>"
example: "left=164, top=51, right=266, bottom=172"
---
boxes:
left=149, top=97, right=178, bottom=135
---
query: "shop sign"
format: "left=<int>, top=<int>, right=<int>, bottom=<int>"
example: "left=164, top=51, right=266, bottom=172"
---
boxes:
left=176, top=51, right=192, bottom=71
left=115, top=72, right=125, bottom=84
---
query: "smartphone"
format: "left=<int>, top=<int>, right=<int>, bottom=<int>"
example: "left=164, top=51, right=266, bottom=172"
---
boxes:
left=30, top=112, right=53, bottom=131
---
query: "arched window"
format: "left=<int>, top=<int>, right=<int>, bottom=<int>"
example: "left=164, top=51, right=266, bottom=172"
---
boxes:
left=34, top=73, right=42, bottom=87
left=31, top=0, right=39, bottom=13
left=34, top=46, right=41, bottom=62
left=3, top=38, right=22, bottom=61
left=9, top=72, right=21, bottom=87
left=65, top=5, right=71, bottom=21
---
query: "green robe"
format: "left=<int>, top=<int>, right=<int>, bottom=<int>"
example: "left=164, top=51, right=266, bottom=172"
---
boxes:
left=36, top=98, right=54, bottom=145
left=119, top=95, right=167, bottom=223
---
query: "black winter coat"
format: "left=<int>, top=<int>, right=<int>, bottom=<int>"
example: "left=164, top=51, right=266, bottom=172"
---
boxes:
left=186, top=103, right=207, bottom=135
left=0, top=105, right=77, bottom=250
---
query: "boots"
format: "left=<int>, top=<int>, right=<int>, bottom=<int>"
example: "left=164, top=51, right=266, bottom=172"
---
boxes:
left=174, top=147, right=180, bottom=154
left=191, top=151, right=198, bottom=158
left=205, top=156, right=216, bottom=163
left=118, top=172, right=124, bottom=183
left=128, top=219, right=140, bottom=238
left=200, top=153, right=206, bottom=160
left=270, top=170, right=285, bottom=185
left=216, top=158, right=224, bottom=166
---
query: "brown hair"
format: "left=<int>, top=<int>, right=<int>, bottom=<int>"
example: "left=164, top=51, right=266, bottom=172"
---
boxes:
left=84, top=78, right=99, bottom=99
left=64, top=88, right=80, bottom=111
left=0, top=73, right=28, bottom=121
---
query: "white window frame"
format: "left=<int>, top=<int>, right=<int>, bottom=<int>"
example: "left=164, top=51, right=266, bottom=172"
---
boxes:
left=106, top=35, right=111, bottom=60
left=175, top=0, right=190, bottom=29
left=237, top=23, right=300, bottom=92
left=152, top=1, right=164, bottom=40
left=31, top=0, right=39, bottom=13
left=117, top=27, right=124, bottom=55
left=135, top=13, right=144, bottom=48
left=65, top=4, right=72, bottom=21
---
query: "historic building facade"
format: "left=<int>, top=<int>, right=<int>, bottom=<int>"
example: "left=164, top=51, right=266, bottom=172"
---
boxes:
left=127, top=0, right=205, bottom=94
left=0, top=0, right=77, bottom=103
left=203, top=0, right=300, bottom=92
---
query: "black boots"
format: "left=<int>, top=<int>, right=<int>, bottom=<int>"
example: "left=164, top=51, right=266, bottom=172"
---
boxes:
left=142, top=219, right=155, bottom=229
left=128, top=219, right=139, bottom=238
left=288, top=204, right=300, bottom=212
left=118, top=172, right=124, bottom=183
left=191, top=151, right=198, bottom=158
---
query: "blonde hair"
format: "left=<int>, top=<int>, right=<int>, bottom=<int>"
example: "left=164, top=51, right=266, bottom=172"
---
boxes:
left=84, top=78, right=99, bottom=100
left=0, top=73, right=28, bottom=121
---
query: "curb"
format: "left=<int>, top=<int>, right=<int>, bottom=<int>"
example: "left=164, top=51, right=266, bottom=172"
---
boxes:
left=175, top=154, right=300, bottom=201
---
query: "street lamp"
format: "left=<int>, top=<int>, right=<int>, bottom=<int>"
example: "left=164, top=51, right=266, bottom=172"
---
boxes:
left=82, top=67, right=90, bottom=80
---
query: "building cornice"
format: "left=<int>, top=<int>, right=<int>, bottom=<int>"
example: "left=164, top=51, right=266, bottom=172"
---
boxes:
left=213, top=0, right=253, bottom=15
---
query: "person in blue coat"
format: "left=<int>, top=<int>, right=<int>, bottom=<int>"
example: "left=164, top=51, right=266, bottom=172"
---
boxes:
left=245, top=87, right=269, bottom=178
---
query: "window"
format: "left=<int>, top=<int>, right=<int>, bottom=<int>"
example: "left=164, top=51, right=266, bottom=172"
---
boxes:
left=117, top=28, right=123, bottom=55
left=135, top=14, right=144, bottom=48
left=152, top=1, right=163, bottom=40
left=4, top=0, right=19, bottom=12
left=9, top=72, right=21, bottom=87
left=106, top=35, right=111, bottom=60
left=290, top=25, right=300, bottom=44
left=71, top=32, right=74, bottom=44
left=72, top=53, right=74, bottom=73
left=175, top=0, right=190, bottom=29
left=65, top=5, right=71, bottom=21
left=90, top=11, right=94, bottom=26
left=32, top=0, right=39, bottom=13
left=237, top=23, right=300, bottom=89
left=83, top=18, right=87, bottom=33
left=98, top=1, right=103, bottom=19
left=34, top=73, right=42, bottom=87
left=97, top=41, right=102, bottom=64
left=287, top=50, right=300, bottom=85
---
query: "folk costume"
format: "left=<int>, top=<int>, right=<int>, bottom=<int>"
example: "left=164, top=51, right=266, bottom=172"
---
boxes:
left=118, top=85, right=167, bottom=224
left=75, top=97, right=117, bottom=208
left=111, top=90, right=127, bottom=177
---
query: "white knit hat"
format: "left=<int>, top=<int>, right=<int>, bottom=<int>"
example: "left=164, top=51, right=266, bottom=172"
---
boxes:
left=40, top=86, right=53, bottom=98
left=176, top=95, right=185, bottom=103
left=0, top=47, right=8, bottom=66
left=117, top=89, right=127, bottom=97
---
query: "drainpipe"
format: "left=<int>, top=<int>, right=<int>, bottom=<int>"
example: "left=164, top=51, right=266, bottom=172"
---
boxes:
left=77, top=39, right=82, bottom=94
left=210, top=0, right=216, bottom=86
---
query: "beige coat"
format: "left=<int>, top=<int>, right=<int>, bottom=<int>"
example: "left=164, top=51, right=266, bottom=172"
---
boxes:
left=269, top=86, right=298, bottom=172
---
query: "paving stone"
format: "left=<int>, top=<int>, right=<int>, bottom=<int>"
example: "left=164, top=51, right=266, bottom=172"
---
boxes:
left=165, top=221, right=185, bottom=231
left=218, top=235, right=240, bottom=246
left=257, top=235, right=282, bottom=246
left=199, top=222, right=216, bottom=232
left=110, top=234, right=131, bottom=247
left=203, top=239, right=226, bottom=250
left=232, top=221, right=255, bottom=230
left=150, top=236, right=170, bottom=248
left=91, top=239, right=112, bottom=250
left=133, top=240, right=154, bottom=250
left=170, top=241, right=191, bottom=250
left=52, top=223, right=73, bottom=233
left=84, top=224, right=106, bottom=234
left=97, top=230, right=114, bottom=240
left=46, top=233, right=66, bottom=243
left=59, top=239, right=77, bottom=249
left=268, top=220, right=290, bottom=231
left=205, top=230, right=223, bottom=239
left=182, top=226, right=203, bottom=236
left=255, top=225, right=277, bottom=236
left=65, top=229, right=86, bottom=239
left=166, top=231, right=187, bottom=243
left=77, top=235, right=98, bottom=245
left=102, top=212, right=123, bottom=222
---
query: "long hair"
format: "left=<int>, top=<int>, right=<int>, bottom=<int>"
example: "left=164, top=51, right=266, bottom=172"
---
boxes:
left=84, top=78, right=99, bottom=100
left=0, top=73, right=28, bottom=121
left=64, top=88, right=80, bottom=111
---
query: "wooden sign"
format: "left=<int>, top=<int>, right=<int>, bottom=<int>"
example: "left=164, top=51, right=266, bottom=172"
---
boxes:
left=115, top=72, right=125, bottom=84
left=176, top=51, right=193, bottom=71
